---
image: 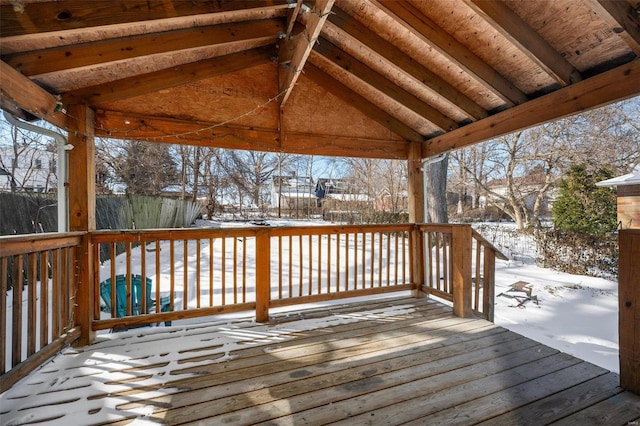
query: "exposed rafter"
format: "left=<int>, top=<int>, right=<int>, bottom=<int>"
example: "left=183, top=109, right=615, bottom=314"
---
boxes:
left=63, top=46, right=276, bottom=106
left=0, top=0, right=637, bottom=162
left=304, top=62, right=423, bottom=142
left=583, top=0, right=640, bottom=56
left=0, top=0, right=291, bottom=37
left=313, top=38, right=458, bottom=132
left=0, top=60, right=66, bottom=128
left=326, top=7, right=487, bottom=121
left=374, top=0, right=528, bottom=106
left=465, top=0, right=582, bottom=86
left=278, top=0, right=334, bottom=107
left=3, top=19, right=284, bottom=77
left=425, top=58, right=640, bottom=156
left=285, top=0, right=304, bottom=39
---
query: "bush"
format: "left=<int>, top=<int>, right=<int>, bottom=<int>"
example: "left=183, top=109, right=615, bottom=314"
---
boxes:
left=535, top=228, right=618, bottom=278
left=552, top=164, right=617, bottom=235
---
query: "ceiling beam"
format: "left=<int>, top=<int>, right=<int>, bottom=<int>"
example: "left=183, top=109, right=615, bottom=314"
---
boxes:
left=425, top=58, right=640, bottom=156
left=304, top=62, right=423, bottom=142
left=278, top=0, right=334, bottom=107
left=374, top=0, right=528, bottom=106
left=94, top=110, right=405, bottom=159
left=3, top=19, right=284, bottom=77
left=281, top=132, right=408, bottom=159
left=465, top=0, right=582, bottom=86
left=582, top=0, right=640, bottom=56
left=313, top=38, right=458, bottom=132
left=0, top=0, right=291, bottom=37
left=0, top=60, right=66, bottom=128
left=62, top=46, right=275, bottom=106
left=95, top=110, right=280, bottom=149
left=327, top=7, right=487, bottom=121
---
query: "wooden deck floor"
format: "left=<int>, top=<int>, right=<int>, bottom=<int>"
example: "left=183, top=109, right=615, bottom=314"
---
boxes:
left=2, top=296, right=639, bottom=425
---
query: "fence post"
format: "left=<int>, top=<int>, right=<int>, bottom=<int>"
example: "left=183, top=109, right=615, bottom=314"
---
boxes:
left=452, top=226, right=472, bottom=318
left=255, top=230, right=271, bottom=322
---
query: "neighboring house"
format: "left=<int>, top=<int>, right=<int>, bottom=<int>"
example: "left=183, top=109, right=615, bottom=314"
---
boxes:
left=376, top=188, right=408, bottom=213
left=270, top=174, right=316, bottom=211
left=0, top=146, right=57, bottom=193
left=315, top=178, right=357, bottom=205
left=597, top=164, right=640, bottom=229
left=483, top=173, right=556, bottom=217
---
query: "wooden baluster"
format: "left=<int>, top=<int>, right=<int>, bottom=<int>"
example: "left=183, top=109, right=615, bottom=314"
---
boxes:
left=1, top=257, right=7, bottom=373
left=27, top=252, right=37, bottom=356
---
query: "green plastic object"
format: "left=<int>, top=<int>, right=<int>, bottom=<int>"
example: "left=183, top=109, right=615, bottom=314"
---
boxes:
left=100, top=274, right=171, bottom=326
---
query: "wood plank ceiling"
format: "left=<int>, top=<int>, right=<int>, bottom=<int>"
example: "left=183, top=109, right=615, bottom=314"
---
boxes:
left=1, top=0, right=639, bottom=159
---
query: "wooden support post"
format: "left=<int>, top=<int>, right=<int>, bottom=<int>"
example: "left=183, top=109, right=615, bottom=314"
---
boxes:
left=452, top=226, right=473, bottom=318
left=407, top=142, right=425, bottom=297
left=255, top=230, right=271, bottom=322
left=619, top=229, right=640, bottom=394
left=67, top=104, right=96, bottom=346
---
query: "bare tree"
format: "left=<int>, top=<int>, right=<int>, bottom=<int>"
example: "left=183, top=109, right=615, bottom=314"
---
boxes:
left=218, top=150, right=279, bottom=212
left=450, top=98, right=640, bottom=230
left=101, top=139, right=178, bottom=196
left=0, top=123, right=57, bottom=193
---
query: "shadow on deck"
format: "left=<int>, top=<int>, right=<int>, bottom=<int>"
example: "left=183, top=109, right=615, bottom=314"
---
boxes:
left=1, top=297, right=639, bottom=425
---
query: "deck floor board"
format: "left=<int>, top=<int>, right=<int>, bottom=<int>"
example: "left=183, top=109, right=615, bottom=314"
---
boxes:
left=2, top=296, right=639, bottom=425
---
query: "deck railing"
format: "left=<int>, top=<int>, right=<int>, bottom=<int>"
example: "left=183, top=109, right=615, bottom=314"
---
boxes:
left=419, top=225, right=507, bottom=321
left=0, top=232, right=83, bottom=393
left=91, top=224, right=414, bottom=328
left=1, top=223, right=504, bottom=391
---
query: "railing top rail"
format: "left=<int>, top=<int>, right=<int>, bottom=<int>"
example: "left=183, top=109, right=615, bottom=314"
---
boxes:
left=472, top=229, right=509, bottom=260
left=0, top=232, right=85, bottom=257
left=91, top=223, right=416, bottom=242
left=90, top=227, right=262, bottom=242
left=416, top=223, right=481, bottom=233
left=268, top=223, right=413, bottom=237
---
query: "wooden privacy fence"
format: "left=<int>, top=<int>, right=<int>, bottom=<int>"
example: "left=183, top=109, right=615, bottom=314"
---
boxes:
left=0, top=232, right=83, bottom=393
left=1, top=223, right=504, bottom=391
left=419, top=225, right=507, bottom=321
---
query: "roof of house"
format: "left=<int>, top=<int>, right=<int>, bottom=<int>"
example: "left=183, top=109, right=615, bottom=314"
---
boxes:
left=597, top=164, right=640, bottom=187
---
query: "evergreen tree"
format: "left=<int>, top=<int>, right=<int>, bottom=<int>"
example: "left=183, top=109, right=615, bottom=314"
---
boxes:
left=552, top=164, right=617, bottom=234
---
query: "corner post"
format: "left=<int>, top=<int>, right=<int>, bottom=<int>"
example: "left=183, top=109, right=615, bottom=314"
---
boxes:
left=407, top=142, right=425, bottom=297
left=255, top=230, right=271, bottom=322
left=67, top=104, right=96, bottom=346
left=619, top=229, right=640, bottom=393
left=452, top=226, right=473, bottom=318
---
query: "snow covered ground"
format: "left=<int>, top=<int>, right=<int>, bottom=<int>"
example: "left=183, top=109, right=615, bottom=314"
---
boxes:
left=493, top=258, right=618, bottom=373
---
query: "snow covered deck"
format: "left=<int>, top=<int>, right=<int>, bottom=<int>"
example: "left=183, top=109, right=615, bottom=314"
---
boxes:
left=2, top=296, right=639, bottom=425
